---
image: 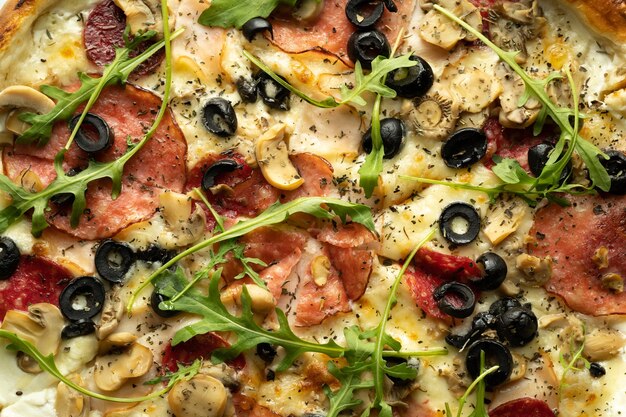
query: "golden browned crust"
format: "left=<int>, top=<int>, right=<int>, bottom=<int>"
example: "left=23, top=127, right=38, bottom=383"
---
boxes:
left=561, top=0, right=626, bottom=43
left=0, top=0, right=56, bottom=53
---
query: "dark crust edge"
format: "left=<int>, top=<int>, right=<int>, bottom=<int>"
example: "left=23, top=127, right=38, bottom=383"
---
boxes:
left=561, top=0, right=626, bottom=42
left=0, top=0, right=53, bottom=54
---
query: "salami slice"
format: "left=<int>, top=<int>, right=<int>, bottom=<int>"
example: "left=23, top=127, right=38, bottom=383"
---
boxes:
left=483, top=118, right=550, bottom=171
left=161, top=332, right=245, bottom=372
left=529, top=194, right=626, bottom=315
left=489, top=398, right=555, bottom=417
left=295, top=272, right=351, bottom=326
left=84, top=0, right=164, bottom=76
left=3, top=85, right=187, bottom=240
left=0, top=256, right=72, bottom=320
left=270, top=0, right=415, bottom=64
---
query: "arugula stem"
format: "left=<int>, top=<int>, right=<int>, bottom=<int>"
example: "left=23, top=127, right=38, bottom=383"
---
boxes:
left=193, top=187, right=225, bottom=232
left=381, top=348, right=447, bottom=357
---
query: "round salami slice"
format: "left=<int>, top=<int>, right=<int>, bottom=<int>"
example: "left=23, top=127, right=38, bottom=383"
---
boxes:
left=3, top=84, right=187, bottom=240
left=483, top=118, right=549, bottom=171
left=0, top=256, right=72, bottom=320
left=84, top=0, right=164, bottom=76
left=489, top=398, right=555, bottom=417
left=161, top=332, right=245, bottom=372
left=529, top=194, right=626, bottom=315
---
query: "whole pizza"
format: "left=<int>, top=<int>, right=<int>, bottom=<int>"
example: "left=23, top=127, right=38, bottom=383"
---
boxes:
left=0, top=0, right=625, bottom=416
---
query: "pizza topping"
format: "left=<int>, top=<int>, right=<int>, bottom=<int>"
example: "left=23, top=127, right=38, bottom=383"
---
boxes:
left=441, top=128, right=488, bottom=169
left=345, top=0, right=385, bottom=28
left=489, top=397, right=555, bottom=417
left=471, top=252, right=508, bottom=291
left=150, top=290, right=180, bottom=318
left=347, top=30, right=391, bottom=69
left=433, top=281, right=476, bottom=318
left=201, top=98, right=238, bottom=137
left=221, top=283, right=276, bottom=316
left=385, top=55, right=434, bottom=98
left=497, top=66, right=542, bottom=129
left=114, top=0, right=162, bottom=34
left=69, top=113, right=113, bottom=154
left=419, top=0, right=482, bottom=50
left=59, top=276, right=106, bottom=321
left=242, top=17, right=274, bottom=42
left=257, top=72, right=292, bottom=110
left=61, top=320, right=97, bottom=340
left=0, top=236, right=20, bottom=280
left=494, top=306, right=538, bottom=346
left=0, top=303, right=64, bottom=358
left=95, top=239, right=136, bottom=283
left=465, top=339, right=513, bottom=388
left=405, top=90, right=459, bottom=141
left=439, top=202, right=481, bottom=245
left=598, top=149, right=626, bottom=195
left=167, top=374, right=228, bottom=417
left=255, top=124, right=305, bottom=191
left=362, top=117, right=405, bottom=159
left=528, top=142, right=572, bottom=182
left=93, top=340, right=153, bottom=391
left=201, top=159, right=243, bottom=192
left=583, top=328, right=626, bottom=362
left=0, top=86, right=56, bottom=140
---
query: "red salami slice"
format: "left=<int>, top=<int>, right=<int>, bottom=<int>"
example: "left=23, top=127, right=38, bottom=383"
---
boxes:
left=404, top=266, right=450, bottom=322
left=270, top=0, right=415, bottom=64
left=280, top=153, right=334, bottom=202
left=161, top=332, right=245, bottom=372
left=3, top=85, right=187, bottom=240
left=489, top=398, right=555, bottom=417
left=483, top=118, right=551, bottom=171
left=0, top=256, right=72, bottom=320
left=295, top=272, right=351, bottom=326
left=84, top=0, right=164, bottom=76
left=529, top=194, right=626, bottom=315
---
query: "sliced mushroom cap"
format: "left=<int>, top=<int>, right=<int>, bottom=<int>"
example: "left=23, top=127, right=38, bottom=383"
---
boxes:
left=0, top=86, right=55, bottom=138
left=221, top=283, right=275, bottom=316
left=404, top=89, right=460, bottom=140
left=113, top=0, right=162, bottom=34
left=94, top=341, right=153, bottom=391
left=168, top=374, right=228, bottom=417
left=419, top=0, right=482, bottom=50
left=96, top=292, right=124, bottom=340
left=497, top=64, right=541, bottom=128
left=159, top=191, right=206, bottom=245
left=56, top=374, right=90, bottom=417
left=0, top=303, right=64, bottom=357
left=483, top=198, right=527, bottom=245
left=255, top=123, right=304, bottom=191
left=293, top=0, right=325, bottom=22
left=583, top=328, right=626, bottom=361
left=98, top=331, right=138, bottom=355
left=489, top=0, right=544, bottom=64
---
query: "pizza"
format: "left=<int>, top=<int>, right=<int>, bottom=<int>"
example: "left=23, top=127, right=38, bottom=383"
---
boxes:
left=0, top=0, right=626, bottom=416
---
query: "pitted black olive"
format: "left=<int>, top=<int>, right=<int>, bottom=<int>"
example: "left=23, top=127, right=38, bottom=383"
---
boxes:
left=433, top=281, right=476, bottom=318
left=242, top=17, right=274, bottom=42
left=61, top=320, right=96, bottom=339
left=488, top=297, right=522, bottom=317
left=466, top=339, right=513, bottom=387
left=345, top=0, right=384, bottom=28
left=201, top=159, right=242, bottom=191
left=347, top=30, right=390, bottom=69
left=598, top=150, right=626, bottom=195
left=446, top=312, right=496, bottom=349
left=69, top=113, right=113, bottom=153
left=386, top=55, right=434, bottom=98
left=150, top=290, right=180, bottom=318
left=527, top=142, right=572, bottom=183
left=445, top=333, right=468, bottom=349
left=137, top=244, right=176, bottom=265
left=236, top=77, right=258, bottom=103
left=495, top=306, right=538, bottom=347
left=0, top=236, right=20, bottom=280
left=95, top=239, right=136, bottom=283
left=470, top=252, right=507, bottom=291
left=382, top=0, right=397, bottom=11
left=59, top=276, right=106, bottom=321
left=362, top=118, right=405, bottom=158
left=256, top=72, right=291, bottom=110
left=50, top=168, right=81, bottom=206
left=256, top=342, right=277, bottom=363
left=438, top=202, right=481, bottom=245
left=441, top=128, right=488, bottom=169
left=202, top=98, right=238, bottom=137
left=589, top=362, right=606, bottom=378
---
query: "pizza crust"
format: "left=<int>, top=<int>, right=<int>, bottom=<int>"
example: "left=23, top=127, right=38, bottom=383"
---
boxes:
left=0, top=0, right=58, bottom=54
left=561, top=0, right=626, bottom=43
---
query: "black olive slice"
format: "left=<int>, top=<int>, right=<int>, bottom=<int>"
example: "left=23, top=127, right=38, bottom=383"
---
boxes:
left=445, top=333, right=468, bottom=349
left=470, top=252, right=507, bottom=291
left=495, top=306, right=538, bottom=347
left=256, top=342, right=277, bottom=363
left=438, top=202, right=481, bottom=245
left=137, top=244, right=176, bottom=264
left=69, top=113, right=113, bottom=153
left=95, top=239, right=136, bottom=283
left=598, top=150, right=626, bottom=195
left=441, top=128, right=488, bottom=169
left=446, top=311, right=496, bottom=349
left=345, top=0, right=384, bottom=28
left=202, top=98, right=238, bottom=137
left=236, top=77, right=259, bottom=103
left=201, top=159, right=242, bottom=191
left=362, top=118, right=405, bottom=158
left=386, top=55, right=434, bottom=98
left=61, top=320, right=96, bottom=339
left=433, top=281, right=476, bottom=318
left=256, top=72, right=291, bottom=110
left=527, top=142, right=572, bottom=183
left=150, top=290, right=180, bottom=318
left=0, top=236, right=20, bottom=280
left=347, top=30, right=390, bottom=69
left=488, top=297, right=522, bottom=317
left=59, top=276, right=106, bottom=321
left=242, top=17, right=274, bottom=42
left=589, top=362, right=606, bottom=378
left=466, top=339, right=513, bottom=387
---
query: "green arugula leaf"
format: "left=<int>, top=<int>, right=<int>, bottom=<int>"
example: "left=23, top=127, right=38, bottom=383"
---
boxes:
left=445, top=352, right=498, bottom=417
left=358, top=95, right=384, bottom=197
left=0, top=329, right=199, bottom=402
left=434, top=4, right=611, bottom=192
left=199, top=0, right=297, bottom=29
left=491, top=156, right=534, bottom=185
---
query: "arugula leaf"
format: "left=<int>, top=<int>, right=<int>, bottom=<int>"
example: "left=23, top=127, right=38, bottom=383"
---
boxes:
left=128, top=196, right=376, bottom=311
left=199, top=0, right=297, bottom=29
left=18, top=29, right=183, bottom=146
left=0, top=329, right=199, bottom=402
left=445, top=352, right=498, bottom=417
left=433, top=4, right=611, bottom=192
left=358, top=95, right=384, bottom=197
left=559, top=324, right=589, bottom=395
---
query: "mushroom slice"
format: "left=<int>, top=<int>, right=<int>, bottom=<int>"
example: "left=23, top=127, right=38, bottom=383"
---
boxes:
left=497, top=64, right=541, bottom=128
left=255, top=123, right=304, bottom=191
left=221, top=283, right=275, bottom=316
left=97, top=332, right=138, bottom=355
left=0, top=303, right=64, bottom=357
left=168, top=374, right=228, bottom=417
left=483, top=197, right=527, bottom=245
left=583, top=328, right=626, bottom=361
left=419, top=0, right=482, bottom=50
left=94, top=341, right=153, bottom=392
left=0, top=85, right=55, bottom=138
left=113, top=0, right=162, bottom=34
left=404, top=89, right=460, bottom=141
left=293, top=0, right=325, bottom=23
left=96, top=292, right=124, bottom=340
left=56, top=374, right=90, bottom=417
